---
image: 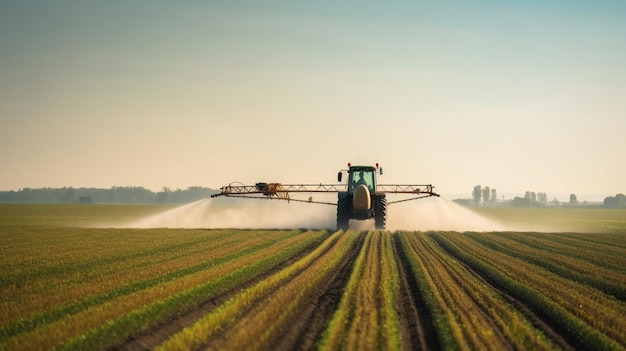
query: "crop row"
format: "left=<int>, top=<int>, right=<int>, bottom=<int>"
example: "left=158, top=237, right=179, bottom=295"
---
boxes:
left=463, top=232, right=626, bottom=300
left=319, top=231, right=401, bottom=350
left=431, top=232, right=626, bottom=349
left=159, top=229, right=363, bottom=350
left=2, top=229, right=269, bottom=320
left=396, top=231, right=560, bottom=350
left=1, top=229, right=329, bottom=350
left=2, top=228, right=625, bottom=350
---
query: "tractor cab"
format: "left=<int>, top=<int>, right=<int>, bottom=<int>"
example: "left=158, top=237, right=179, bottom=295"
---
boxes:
left=337, top=164, right=382, bottom=194
left=348, top=167, right=376, bottom=194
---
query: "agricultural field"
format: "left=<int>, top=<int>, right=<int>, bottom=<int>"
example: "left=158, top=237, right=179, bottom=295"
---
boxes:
left=1, top=204, right=626, bottom=350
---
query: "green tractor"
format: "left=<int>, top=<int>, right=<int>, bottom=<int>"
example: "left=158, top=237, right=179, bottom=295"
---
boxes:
left=211, top=162, right=438, bottom=231
left=336, top=164, right=387, bottom=230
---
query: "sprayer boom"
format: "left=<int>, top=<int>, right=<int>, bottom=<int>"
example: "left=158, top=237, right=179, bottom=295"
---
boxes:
left=212, top=183, right=345, bottom=197
left=210, top=182, right=438, bottom=204
left=210, top=183, right=345, bottom=205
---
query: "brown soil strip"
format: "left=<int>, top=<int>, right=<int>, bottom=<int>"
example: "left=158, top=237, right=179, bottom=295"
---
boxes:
left=392, top=234, right=437, bottom=351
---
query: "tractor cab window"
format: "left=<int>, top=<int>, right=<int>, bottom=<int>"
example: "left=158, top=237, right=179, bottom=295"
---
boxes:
left=349, top=170, right=375, bottom=193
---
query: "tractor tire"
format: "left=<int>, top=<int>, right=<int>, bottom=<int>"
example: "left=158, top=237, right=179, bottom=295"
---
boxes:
left=374, top=195, right=387, bottom=230
left=337, top=195, right=351, bottom=231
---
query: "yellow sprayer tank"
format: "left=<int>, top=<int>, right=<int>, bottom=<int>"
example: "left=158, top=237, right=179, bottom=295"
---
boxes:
left=353, top=184, right=371, bottom=210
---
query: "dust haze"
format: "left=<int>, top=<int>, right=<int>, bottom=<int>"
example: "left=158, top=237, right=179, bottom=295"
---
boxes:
left=122, top=196, right=502, bottom=232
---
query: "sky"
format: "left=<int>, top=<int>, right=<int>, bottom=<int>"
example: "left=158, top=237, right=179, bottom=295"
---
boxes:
left=1, top=0, right=625, bottom=201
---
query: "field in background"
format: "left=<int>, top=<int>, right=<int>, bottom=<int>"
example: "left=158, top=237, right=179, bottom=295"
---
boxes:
left=1, top=204, right=625, bottom=350
left=474, top=207, right=626, bottom=233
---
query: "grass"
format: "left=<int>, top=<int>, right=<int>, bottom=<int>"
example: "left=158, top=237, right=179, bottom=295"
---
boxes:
left=474, top=207, right=626, bottom=233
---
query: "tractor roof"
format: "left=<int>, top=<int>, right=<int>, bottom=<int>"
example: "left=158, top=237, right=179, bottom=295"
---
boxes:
left=348, top=165, right=377, bottom=172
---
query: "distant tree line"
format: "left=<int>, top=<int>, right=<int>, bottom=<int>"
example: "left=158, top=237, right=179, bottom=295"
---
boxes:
left=509, top=191, right=552, bottom=207
left=459, top=186, right=625, bottom=209
left=0, top=186, right=217, bottom=204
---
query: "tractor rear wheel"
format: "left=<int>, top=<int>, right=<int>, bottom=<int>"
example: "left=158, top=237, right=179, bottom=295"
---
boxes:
left=374, top=196, right=387, bottom=230
left=337, top=195, right=351, bottom=231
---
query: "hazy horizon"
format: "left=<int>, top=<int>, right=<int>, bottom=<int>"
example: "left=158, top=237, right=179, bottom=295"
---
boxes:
left=1, top=1, right=624, bottom=198
left=0, top=184, right=616, bottom=203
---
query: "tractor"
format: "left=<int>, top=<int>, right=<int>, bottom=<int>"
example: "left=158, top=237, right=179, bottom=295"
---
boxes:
left=210, top=162, right=438, bottom=230
left=336, top=164, right=387, bottom=230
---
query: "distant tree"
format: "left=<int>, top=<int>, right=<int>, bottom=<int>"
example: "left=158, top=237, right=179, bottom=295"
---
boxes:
left=604, top=193, right=626, bottom=208
left=551, top=197, right=560, bottom=207
left=78, top=196, right=92, bottom=204
left=491, top=188, right=497, bottom=204
left=511, top=196, right=531, bottom=207
left=510, top=191, right=549, bottom=207
left=569, top=194, right=578, bottom=206
left=537, top=192, right=548, bottom=205
left=472, top=185, right=482, bottom=205
left=60, top=188, right=76, bottom=203
left=156, top=187, right=171, bottom=204
left=616, top=194, right=626, bottom=208
left=482, top=186, right=491, bottom=204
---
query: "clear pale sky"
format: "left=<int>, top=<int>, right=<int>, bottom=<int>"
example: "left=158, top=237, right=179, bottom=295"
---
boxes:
left=1, top=1, right=624, bottom=200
